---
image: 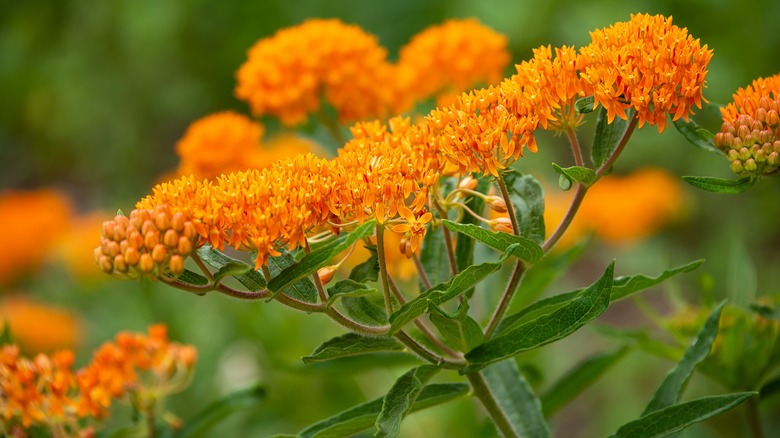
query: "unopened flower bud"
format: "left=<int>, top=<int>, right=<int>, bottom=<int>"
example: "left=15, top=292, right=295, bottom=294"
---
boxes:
left=169, top=255, right=184, bottom=276
left=730, top=160, right=744, bottom=174
left=486, top=196, right=508, bottom=213
left=738, top=124, right=751, bottom=140
left=727, top=149, right=740, bottom=161
left=144, top=231, right=158, bottom=251
left=171, top=212, right=185, bottom=232
left=399, top=236, right=414, bottom=258
left=317, top=265, right=337, bottom=285
left=164, top=229, right=178, bottom=247
left=125, top=247, right=140, bottom=266
left=767, top=110, right=779, bottom=127
left=458, top=175, right=478, bottom=191
left=489, top=217, right=514, bottom=234
left=99, top=255, right=113, bottom=273
left=114, top=255, right=128, bottom=273
left=152, top=244, right=168, bottom=264
left=739, top=147, right=752, bottom=161
left=139, top=253, right=154, bottom=273
left=768, top=151, right=780, bottom=166
left=177, top=236, right=192, bottom=255
left=744, top=158, right=758, bottom=172
left=155, top=211, right=170, bottom=231
left=755, top=149, right=767, bottom=164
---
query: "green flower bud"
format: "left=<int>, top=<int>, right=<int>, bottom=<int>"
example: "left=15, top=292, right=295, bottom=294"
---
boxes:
left=731, top=160, right=744, bottom=174
left=745, top=158, right=758, bottom=172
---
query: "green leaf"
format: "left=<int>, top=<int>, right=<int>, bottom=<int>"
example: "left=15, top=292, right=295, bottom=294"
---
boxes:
left=541, top=347, right=629, bottom=417
left=479, top=360, right=551, bottom=438
left=671, top=114, right=723, bottom=155
left=197, top=245, right=267, bottom=291
left=552, top=163, right=598, bottom=188
left=389, top=247, right=516, bottom=333
left=497, top=260, right=704, bottom=335
left=749, top=303, right=780, bottom=320
left=591, top=107, right=634, bottom=168
left=420, top=223, right=451, bottom=287
left=442, top=220, right=543, bottom=264
left=169, top=385, right=266, bottom=438
left=575, top=95, right=595, bottom=114
left=169, top=269, right=209, bottom=289
left=463, top=262, right=614, bottom=373
left=269, top=221, right=376, bottom=293
left=682, top=176, right=755, bottom=194
left=375, top=365, right=440, bottom=438
left=298, top=383, right=470, bottom=438
left=342, top=295, right=388, bottom=327
left=455, top=176, right=491, bottom=272
left=642, top=303, right=725, bottom=416
left=592, top=325, right=683, bottom=362
left=302, top=333, right=404, bottom=364
left=0, top=321, right=12, bottom=346
left=611, top=392, right=756, bottom=438
left=429, top=301, right=484, bottom=351
left=349, top=245, right=379, bottom=283
left=213, top=262, right=252, bottom=286
left=502, top=170, right=546, bottom=245
left=267, top=249, right=318, bottom=303
left=326, top=279, right=377, bottom=306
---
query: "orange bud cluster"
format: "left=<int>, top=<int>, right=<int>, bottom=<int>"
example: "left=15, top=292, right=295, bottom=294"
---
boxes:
left=95, top=205, right=199, bottom=279
left=715, top=73, right=780, bottom=176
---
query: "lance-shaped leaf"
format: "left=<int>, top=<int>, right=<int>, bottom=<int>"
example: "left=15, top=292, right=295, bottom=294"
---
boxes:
left=389, top=247, right=516, bottom=333
left=497, top=260, right=703, bottom=335
left=682, top=176, right=755, bottom=194
left=267, top=249, right=318, bottom=303
left=303, top=333, right=405, bottom=364
left=197, top=245, right=267, bottom=291
left=349, top=245, right=379, bottom=283
left=375, top=365, right=440, bottom=438
left=167, top=269, right=209, bottom=289
left=429, top=301, right=484, bottom=352
left=541, top=347, right=629, bottom=417
left=478, top=359, right=551, bottom=438
left=642, top=303, right=725, bottom=415
left=298, top=383, right=470, bottom=438
left=342, top=295, right=388, bottom=327
left=501, top=170, right=546, bottom=245
left=671, top=115, right=723, bottom=155
left=326, top=280, right=377, bottom=307
left=611, top=392, right=756, bottom=438
left=442, top=220, right=542, bottom=264
left=168, top=385, right=266, bottom=438
left=552, top=163, right=598, bottom=189
left=420, top=222, right=451, bottom=287
left=269, top=221, right=375, bottom=293
left=463, top=262, right=614, bottom=373
left=591, top=107, right=634, bottom=169
left=575, top=95, right=595, bottom=114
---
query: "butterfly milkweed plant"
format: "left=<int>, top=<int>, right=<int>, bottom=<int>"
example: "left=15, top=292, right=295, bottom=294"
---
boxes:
left=8, top=12, right=780, bottom=438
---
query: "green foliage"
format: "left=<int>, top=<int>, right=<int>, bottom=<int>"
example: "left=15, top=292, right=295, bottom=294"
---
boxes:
left=428, top=301, right=484, bottom=352
left=197, top=245, right=267, bottom=290
left=442, top=220, right=543, bottom=263
left=552, top=163, right=597, bottom=190
left=165, top=385, right=266, bottom=438
left=267, top=249, right=319, bottom=303
left=501, top=170, right=546, bottom=245
left=326, top=280, right=377, bottom=306
left=682, top=176, right=755, bottom=193
left=348, top=245, right=379, bottom=283
left=574, top=95, right=595, bottom=114
left=670, top=114, right=723, bottom=155
left=375, top=365, right=439, bottom=437
left=172, top=269, right=209, bottom=289
left=303, top=333, right=405, bottom=364
left=455, top=176, right=491, bottom=271
left=591, top=107, right=634, bottom=169
left=420, top=221, right=452, bottom=287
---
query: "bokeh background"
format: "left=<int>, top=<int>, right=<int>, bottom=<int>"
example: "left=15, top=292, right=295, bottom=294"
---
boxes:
left=2, top=0, right=780, bottom=436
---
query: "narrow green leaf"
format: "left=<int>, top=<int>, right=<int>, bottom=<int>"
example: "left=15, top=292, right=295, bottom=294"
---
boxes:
left=612, top=392, right=756, bottom=438
left=591, top=107, right=634, bottom=168
left=480, top=360, right=551, bottom=438
left=542, top=347, right=629, bottom=417
left=455, top=176, right=491, bottom=271
left=375, top=365, right=440, bottom=437
left=502, top=170, right=545, bottom=244
left=749, top=303, right=780, bottom=320
left=429, top=301, right=484, bottom=352
left=671, top=114, right=723, bottom=155
left=349, top=245, right=379, bottom=283
left=302, top=333, right=404, bottom=364
left=592, top=325, right=683, bottom=362
left=389, top=247, right=516, bottom=333
left=169, top=269, right=209, bottom=289
left=497, top=260, right=703, bottom=335
left=682, top=176, right=755, bottom=194
left=420, top=223, right=451, bottom=287
left=341, top=295, right=388, bottom=327
left=463, top=262, right=614, bottom=373
left=326, top=280, right=377, bottom=306
left=442, top=220, right=543, bottom=263
left=267, top=249, right=318, bottom=303
left=269, top=221, right=376, bottom=293
left=552, top=163, right=598, bottom=187
left=298, top=383, right=470, bottom=438
left=642, top=303, right=725, bottom=416
left=170, top=385, right=266, bottom=438
left=197, top=245, right=267, bottom=291
left=575, top=95, right=595, bottom=114
left=213, top=262, right=252, bottom=286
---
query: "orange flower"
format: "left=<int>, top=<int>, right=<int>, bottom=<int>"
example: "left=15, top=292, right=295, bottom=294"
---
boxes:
left=388, top=206, right=433, bottom=254
left=235, top=19, right=395, bottom=125
left=395, top=19, right=510, bottom=111
left=579, top=13, right=712, bottom=131
left=0, top=190, right=71, bottom=286
left=0, top=297, right=80, bottom=353
left=714, top=73, right=780, bottom=176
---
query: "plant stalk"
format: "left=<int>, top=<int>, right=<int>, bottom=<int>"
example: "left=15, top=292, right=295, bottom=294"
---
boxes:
left=466, top=372, right=519, bottom=438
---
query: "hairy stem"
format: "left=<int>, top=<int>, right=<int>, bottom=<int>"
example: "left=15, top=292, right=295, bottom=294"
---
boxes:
left=484, top=261, right=525, bottom=338
left=433, top=199, right=459, bottom=275
left=496, top=172, right=520, bottom=236
left=466, top=372, right=519, bottom=438
left=566, top=125, right=584, bottom=167
left=394, top=330, right=463, bottom=369
left=325, top=307, right=390, bottom=335
left=375, top=224, right=394, bottom=313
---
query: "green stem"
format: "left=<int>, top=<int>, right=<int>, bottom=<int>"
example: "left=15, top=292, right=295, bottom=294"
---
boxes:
left=412, top=253, right=433, bottom=290
left=394, top=330, right=463, bottom=369
left=325, top=307, right=390, bottom=335
left=433, top=199, right=459, bottom=275
left=215, top=283, right=270, bottom=300
left=466, top=372, right=519, bottom=438
left=747, top=396, right=764, bottom=438
left=596, top=114, right=638, bottom=177
left=191, top=252, right=214, bottom=282
left=566, top=125, right=584, bottom=167
left=375, top=224, right=394, bottom=313
left=496, top=172, right=520, bottom=236
left=147, top=409, right=158, bottom=438
left=484, top=261, right=525, bottom=338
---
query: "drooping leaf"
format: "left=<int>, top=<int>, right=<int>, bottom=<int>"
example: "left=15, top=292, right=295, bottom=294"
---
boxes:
left=389, top=247, right=516, bottom=333
left=197, top=245, right=267, bottom=291
left=541, top=347, right=629, bottom=417
left=502, top=170, right=546, bottom=245
left=455, top=176, right=491, bottom=272
left=429, top=301, right=484, bottom=352
left=326, top=280, right=377, bottom=306
left=375, top=365, right=440, bottom=437
left=298, top=383, right=470, bottom=438
left=269, top=221, right=375, bottom=293
left=349, top=245, right=379, bottom=283
left=642, top=303, right=725, bottom=415
left=442, top=220, right=543, bottom=264
left=591, top=107, right=634, bottom=169
left=478, top=360, right=551, bottom=438
left=682, top=176, right=755, bottom=194
left=671, top=115, right=723, bottom=155
left=463, top=262, right=614, bottom=373
left=302, top=333, right=404, bottom=364
left=575, top=95, right=595, bottom=114
left=168, top=385, right=266, bottom=438
left=611, top=392, right=756, bottom=438
left=552, top=163, right=598, bottom=189
left=267, top=249, right=318, bottom=303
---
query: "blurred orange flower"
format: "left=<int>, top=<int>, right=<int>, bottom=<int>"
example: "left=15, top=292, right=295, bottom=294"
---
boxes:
left=0, top=190, right=72, bottom=286
left=0, top=296, right=80, bottom=353
left=53, top=211, right=108, bottom=282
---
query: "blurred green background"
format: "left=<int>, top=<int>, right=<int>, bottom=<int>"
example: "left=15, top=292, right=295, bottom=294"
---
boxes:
left=2, top=0, right=780, bottom=436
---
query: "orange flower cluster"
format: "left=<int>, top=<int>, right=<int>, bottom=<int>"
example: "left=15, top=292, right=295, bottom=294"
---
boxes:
left=1, top=325, right=195, bottom=433
left=579, top=13, right=712, bottom=131
left=0, top=297, right=80, bottom=353
left=715, top=73, right=780, bottom=176
left=395, top=18, right=510, bottom=109
left=235, top=18, right=510, bottom=125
